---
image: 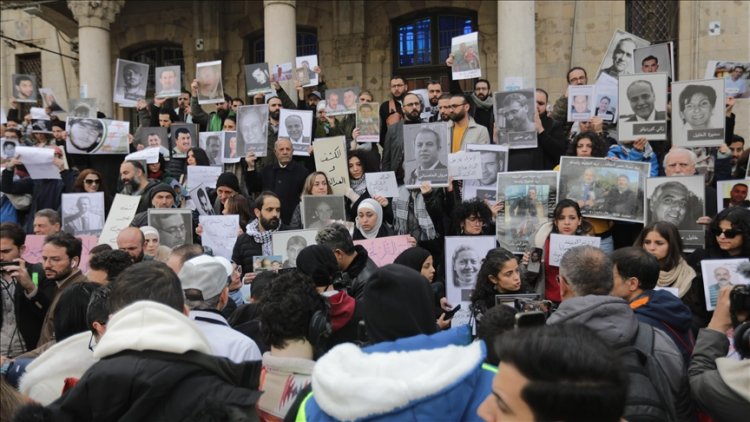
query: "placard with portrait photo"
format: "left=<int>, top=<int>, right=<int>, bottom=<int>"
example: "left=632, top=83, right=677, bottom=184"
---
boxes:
left=617, top=73, right=668, bottom=141
left=68, top=98, right=97, bottom=118
left=148, top=209, right=193, bottom=249
left=170, top=123, right=198, bottom=158
left=196, top=60, right=224, bottom=104
left=592, top=84, right=618, bottom=123
left=495, top=171, right=558, bottom=253
left=402, top=122, right=450, bottom=188
left=271, top=229, right=318, bottom=269
left=671, top=79, right=726, bottom=148
left=189, top=184, right=215, bottom=216
left=646, top=175, right=706, bottom=251
left=558, top=157, right=649, bottom=223
left=700, top=258, right=750, bottom=311
left=301, top=195, right=346, bottom=230
left=222, top=131, right=243, bottom=163
left=295, top=55, right=318, bottom=87
left=325, top=87, right=359, bottom=116
left=634, top=42, right=674, bottom=80
left=39, top=87, right=65, bottom=112
left=155, top=65, right=181, bottom=98
left=12, top=74, right=37, bottom=103
left=705, top=60, right=750, bottom=99
left=596, top=30, right=650, bottom=81
left=356, top=102, right=380, bottom=142
left=461, top=145, right=508, bottom=201
left=1, top=139, right=18, bottom=160
left=134, top=127, right=170, bottom=157
left=113, top=59, right=149, bottom=107
left=62, top=192, right=105, bottom=236
left=716, top=179, right=750, bottom=212
left=199, top=214, right=239, bottom=261
left=494, top=89, right=537, bottom=148
left=450, top=32, right=481, bottom=80
left=270, top=62, right=293, bottom=82
left=199, top=132, right=223, bottom=166
left=244, top=63, right=273, bottom=96
left=278, top=109, right=313, bottom=156
left=65, top=118, right=130, bottom=155
left=444, top=236, right=496, bottom=326
left=566, top=85, right=595, bottom=122
left=237, top=105, right=269, bottom=157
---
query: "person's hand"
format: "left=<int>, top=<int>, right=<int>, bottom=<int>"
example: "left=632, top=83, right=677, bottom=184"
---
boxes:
left=439, top=297, right=453, bottom=312
left=373, top=195, right=389, bottom=208
left=725, top=96, right=735, bottom=117
left=184, top=105, right=192, bottom=116
left=271, top=81, right=281, bottom=90
left=696, top=216, right=712, bottom=225
left=153, top=97, right=167, bottom=107
left=445, top=54, right=455, bottom=67
left=419, top=181, right=432, bottom=195
left=242, top=272, right=257, bottom=284
left=605, top=156, right=619, bottom=161
left=436, top=313, right=451, bottom=330
left=308, top=145, right=314, bottom=156
left=406, top=235, right=417, bottom=247
left=349, top=140, right=358, bottom=150
left=590, top=116, right=604, bottom=134
left=9, top=98, right=17, bottom=109
left=488, top=200, right=501, bottom=219
left=633, top=137, right=647, bottom=152
left=326, top=115, right=336, bottom=127
left=3, top=259, right=35, bottom=293
left=53, top=156, right=65, bottom=172
left=352, top=127, right=361, bottom=141
left=718, top=143, right=730, bottom=155
left=245, top=151, right=257, bottom=170
left=195, top=223, right=203, bottom=237
left=190, top=79, right=200, bottom=95
left=127, top=133, right=135, bottom=145
left=313, top=66, right=321, bottom=75
left=136, top=98, right=148, bottom=110
left=534, top=107, right=544, bottom=133
left=8, top=156, right=22, bottom=168
left=446, top=176, right=454, bottom=193
left=708, top=286, right=734, bottom=333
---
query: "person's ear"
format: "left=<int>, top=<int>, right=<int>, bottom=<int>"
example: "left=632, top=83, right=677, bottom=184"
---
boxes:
left=488, top=275, right=498, bottom=285
left=627, top=277, right=640, bottom=292
left=70, top=256, right=80, bottom=269
left=254, top=207, right=261, bottom=220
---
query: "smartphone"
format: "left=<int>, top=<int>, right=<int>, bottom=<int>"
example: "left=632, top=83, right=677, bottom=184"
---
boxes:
left=443, top=304, right=462, bottom=320
left=514, top=311, right=546, bottom=329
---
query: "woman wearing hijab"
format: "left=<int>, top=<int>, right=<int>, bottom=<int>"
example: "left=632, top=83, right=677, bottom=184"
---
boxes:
left=353, top=198, right=396, bottom=240
left=139, top=226, right=171, bottom=262
left=394, top=246, right=451, bottom=329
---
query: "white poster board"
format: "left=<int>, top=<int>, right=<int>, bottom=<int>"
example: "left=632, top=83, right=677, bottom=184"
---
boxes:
left=312, top=136, right=350, bottom=195
left=99, top=194, right=141, bottom=247
left=548, top=234, right=601, bottom=267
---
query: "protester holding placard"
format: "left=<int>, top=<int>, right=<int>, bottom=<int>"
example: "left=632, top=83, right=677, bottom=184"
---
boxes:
left=72, top=169, right=113, bottom=216
left=353, top=198, right=395, bottom=240
left=287, top=172, right=333, bottom=230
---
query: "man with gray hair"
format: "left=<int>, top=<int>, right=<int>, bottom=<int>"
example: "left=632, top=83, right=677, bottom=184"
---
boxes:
left=33, top=209, right=61, bottom=236
left=179, top=255, right=261, bottom=362
left=316, top=223, right=377, bottom=300
left=547, top=245, right=693, bottom=422
left=663, top=147, right=718, bottom=219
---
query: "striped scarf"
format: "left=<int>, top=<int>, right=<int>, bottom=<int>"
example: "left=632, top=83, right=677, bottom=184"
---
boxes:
left=393, top=186, right=437, bottom=241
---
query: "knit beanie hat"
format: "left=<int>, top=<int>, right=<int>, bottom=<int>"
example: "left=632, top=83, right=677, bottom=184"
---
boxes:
left=296, top=245, right=339, bottom=288
left=216, top=172, right=240, bottom=193
left=394, top=247, right=431, bottom=274
left=148, top=183, right=176, bottom=203
left=363, top=264, right=438, bottom=343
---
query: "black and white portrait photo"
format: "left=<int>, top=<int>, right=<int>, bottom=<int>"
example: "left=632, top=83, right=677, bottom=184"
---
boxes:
left=634, top=42, right=674, bottom=80
left=558, top=157, right=648, bottom=223
left=196, top=60, right=224, bottom=104
left=617, top=73, right=668, bottom=141
left=68, top=98, right=97, bottom=118
left=155, top=65, right=181, bottom=98
left=671, top=79, right=726, bottom=148
left=646, top=175, right=706, bottom=250
left=244, top=63, right=272, bottom=96
left=325, top=87, right=359, bottom=116
left=39, top=87, right=64, bottom=112
left=494, top=90, right=537, bottom=148
left=403, top=122, right=450, bottom=187
left=462, top=144, right=508, bottom=201
left=113, top=59, right=149, bottom=106
left=189, top=185, right=215, bottom=216
left=65, top=117, right=105, bottom=154
left=271, top=229, right=318, bottom=268
left=135, top=127, right=170, bottom=157
left=171, top=123, right=197, bottom=158
left=12, top=74, right=37, bottom=103
left=444, top=236, right=496, bottom=315
left=566, top=85, right=595, bottom=122
left=301, top=195, right=346, bottom=230
left=278, top=109, right=313, bottom=155
left=199, top=131, right=223, bottom=166
left=62, top=192, right=105, bottom=236
left=496, top=171, right=558, bottom=253
left=237, top=105, right=269, bottom=156
left=295, top=55, right=318, bottom=87
left=1, top=139, right=18, bottom=160
left=222, top=131, right=243, bottom=163
left=596, top=30, right=650, bottom=81
left=148, top=209, right=193, bottom=249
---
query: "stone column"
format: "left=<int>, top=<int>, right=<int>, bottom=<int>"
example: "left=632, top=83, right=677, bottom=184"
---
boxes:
left=497, top=1, right=536, bottom=90
left=264, top=0, right=296, bottom=95
left=68, top=0, right=124, bottom=118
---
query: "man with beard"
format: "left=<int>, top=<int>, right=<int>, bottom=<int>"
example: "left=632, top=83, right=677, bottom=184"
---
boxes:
left=426, top=80, right=443, bottom=121
left=117, top=226, right=152, bottom=264
left=382, top=92, right=425, bottom=179
left=501, top=93, right=536, bottom=134
left=244, top=138, right=310, bottom=225
left=433, top=93, right=452, bottom=122
left=129, top=183, right=177, bottom=227
left=379, top=76, right=408, bottom=145
left=119, top=160, right=161, bottom=213
left=605, top=174, right=638, bottom=217
left=232, top=192, right=283, bottom=281
left=205, top=134, right=222, bottom=166
left=175, top=90, right=193, bottom=124
left=535, top=88, right=568, bottom=169
left=36, top=232, right=88, bottom=347
left=551, top=67, right=589, bottom=138
left=191, top=79, right=232, bottom=132
left=448, top=93, right=490, bottom=152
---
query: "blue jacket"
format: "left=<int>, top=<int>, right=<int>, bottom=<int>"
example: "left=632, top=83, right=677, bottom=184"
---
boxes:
left=607, top=144, right=659, bottom=177
left=631, top=289, right=694, bottom=364
left=296, top=325, right=495, bottom=422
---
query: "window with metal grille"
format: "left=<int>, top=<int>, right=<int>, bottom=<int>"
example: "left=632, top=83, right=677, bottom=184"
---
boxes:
left=16, top=53, right=42, bottom=115
left=129, top=44, right=185, bottom=94
left=626, top=0, right=679, bottom=75
left=248, top=28, right=319, bottom=64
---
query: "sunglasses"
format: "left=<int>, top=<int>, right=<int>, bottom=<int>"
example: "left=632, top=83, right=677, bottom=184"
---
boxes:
left=713, top=228, right=743, bottom=239
left=84, top=179, right=100, bottom=185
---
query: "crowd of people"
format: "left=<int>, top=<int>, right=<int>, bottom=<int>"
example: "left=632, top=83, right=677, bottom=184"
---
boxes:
left=1, top=47, right=749, bottom=421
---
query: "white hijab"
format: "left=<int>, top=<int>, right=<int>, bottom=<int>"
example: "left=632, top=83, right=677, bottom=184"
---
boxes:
left=355, top=199, right=383, bottom=239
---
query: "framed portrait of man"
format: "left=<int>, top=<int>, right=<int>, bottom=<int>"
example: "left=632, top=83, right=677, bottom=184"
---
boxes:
left=646, top=175, right=706, bottom=251
left=671, top=79, right=726, bottom=148
left=325, top=87, right=359, bottom=116
left=705, top=60, right=750, bottom=99
left=566, top=85, right=595, bottom=122
left=462, top=144, right=509, bottom=201
left=62, top=192, right=105, bottom=236
left=170, top=123, right=198, bottom=158
left=65, top=117, right=105, bottom=154
left=155, top=65, right=181, bottom=98
left=356, top=102, right=380, bottom=142
left=12, top=73, right=37, bottom=103
left=494, top=89, right=537, bottom=149
left=1, top=139, right=18, bottom=160
left=196, top=60, right=224, bottom=104
left=596, top=30, right=650, bottom=81
left=717, top=179, right=750, bottom=212
left=592, top=84, right=618, bottom=123
left=495, top=171, right=558, bottom=253
left=301, top=195, right=346, bottom=230
left=617, top=73, right=668, bottom=141
left=558, top=157, right=649, bottom=223
left=39, top=87, right=65, bottom=112
left=199, top=132, right=223, bottom=166
left=634, top=42, right=674, bottom=81
left=237, top=105, right=269, bottom=157
left=444, top=236, right=496, bottom=326
left=189, top=184, right=215, bottom=216
left=113, top=59, right=149, bottom=107
left=271, top=62, right=293, bottom=82
left=68, top=98, right=97, bottom=118
left=271, top=229, right=318, bottom=269
left=700, top=258, right=750, bottom=311
left=244, top=63, right=273, bottom=96
left=135, top=127, right=170, bottom=157
left=278, top=109, right=313, bottom=156
left=403, top=122, right=450, bottom=188
left=295, top=55, right=318, bottom=87
left=148, top=209, right=193, bottom=249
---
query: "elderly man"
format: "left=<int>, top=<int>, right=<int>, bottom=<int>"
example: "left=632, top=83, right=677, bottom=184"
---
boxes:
left=663, top=148, right=719, bottom=219
left=33, top=209, right=61, bottom=236
left=599, top=38, right=637, bottom=79
left=622, top=80, right=665, bottom=122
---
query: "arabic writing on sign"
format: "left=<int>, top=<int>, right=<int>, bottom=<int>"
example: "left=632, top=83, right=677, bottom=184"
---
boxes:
left=99, top=194, right=141, bottom=247
left=199, top=215, right=239, bottom=260
left=548, top=234, right=601, bottom=267
left=448, top=151, right=482, bottom=180
left=313, top=136, right=349, bottom=195
left=365, top=171, right=399, bottom=198
left=353, top=235, right=412, bottom=267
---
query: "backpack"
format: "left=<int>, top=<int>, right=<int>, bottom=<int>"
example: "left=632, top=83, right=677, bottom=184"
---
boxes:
left=616, top=322, right=678, bottom=422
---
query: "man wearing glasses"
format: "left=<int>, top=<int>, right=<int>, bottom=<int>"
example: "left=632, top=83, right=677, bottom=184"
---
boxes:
left=152, top=212, right=188, bottom=248
left=382, top=92, right=425, bottom=177
left=447, top=93, right=489, bottom=152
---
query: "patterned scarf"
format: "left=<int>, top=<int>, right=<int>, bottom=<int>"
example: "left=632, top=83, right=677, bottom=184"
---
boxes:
left=245, top=219, right=277, bottom=256
left=350, top=175, right=367, bottom=195
left=393, top=186, right=437, bottom=241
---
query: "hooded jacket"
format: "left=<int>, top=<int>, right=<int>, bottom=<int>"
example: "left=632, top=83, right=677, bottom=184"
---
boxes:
left=547, top=295, right=694, bottom=422
left=295, top=325, right=494, bottom=422
left=630, top=289, right=695, bottom=363
left=43, top=301, right=262, bottom=422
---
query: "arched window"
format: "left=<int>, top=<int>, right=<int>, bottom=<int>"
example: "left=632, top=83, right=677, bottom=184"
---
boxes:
left=392, top=9, right=476, bottom=90
left=247, top=28, right=318, bottom=64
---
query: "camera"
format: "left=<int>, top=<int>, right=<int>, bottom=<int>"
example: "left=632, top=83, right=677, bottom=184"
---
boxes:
left=730, top=284, right=750, bottom=322
left=0, top=261, right=17, bottom=272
